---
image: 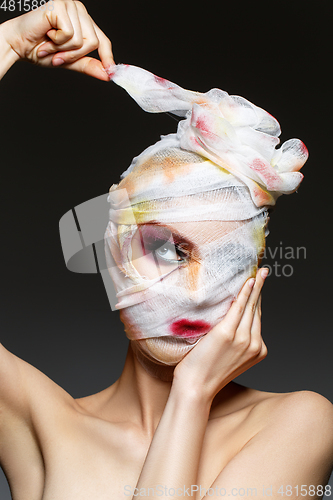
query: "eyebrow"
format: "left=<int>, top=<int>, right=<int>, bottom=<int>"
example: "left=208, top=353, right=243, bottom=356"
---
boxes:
left=143, top=222, right=197, bottom=252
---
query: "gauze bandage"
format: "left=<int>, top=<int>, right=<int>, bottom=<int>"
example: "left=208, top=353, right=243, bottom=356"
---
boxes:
left=103, top=65, right=308, bottom=344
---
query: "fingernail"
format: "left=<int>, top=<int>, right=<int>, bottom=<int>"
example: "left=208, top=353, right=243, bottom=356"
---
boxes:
left=261, top=267, right=269, bottom=279
left=248, top=278, right=255, bottom=288
left=38, top=50, right=49, bottom=58
left=53, top=57, right=64, bottom=66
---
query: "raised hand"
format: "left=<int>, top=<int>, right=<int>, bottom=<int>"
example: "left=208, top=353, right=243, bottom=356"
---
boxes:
left=173, top=267, right=269, bottom=404
left=0, top=0, right=114, bottom=80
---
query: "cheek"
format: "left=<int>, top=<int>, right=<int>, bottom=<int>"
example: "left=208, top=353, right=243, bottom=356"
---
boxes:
left=119, top=309, right=143, bottom=338
left=181, top=259, right=202, bottom=292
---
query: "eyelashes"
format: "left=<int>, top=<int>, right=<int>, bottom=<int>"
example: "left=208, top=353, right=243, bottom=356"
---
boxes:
left=137, top=225, right=191, bottom=264
left=133, top=226, right=256, bottom=274
left=143, top=237, right=189, bottom=264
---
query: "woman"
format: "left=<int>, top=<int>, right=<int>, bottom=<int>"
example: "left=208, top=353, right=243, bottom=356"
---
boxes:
left=0, top=2, right=332, bottom=499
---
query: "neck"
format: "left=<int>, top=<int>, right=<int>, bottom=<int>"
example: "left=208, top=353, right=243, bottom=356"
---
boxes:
left=83, top=341, right=248, bottom=440
left=106, top=343, right=176, bottom=438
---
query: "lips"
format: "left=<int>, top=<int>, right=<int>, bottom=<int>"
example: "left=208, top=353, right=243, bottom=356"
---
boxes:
left=169, top=319, right=211, bottom=338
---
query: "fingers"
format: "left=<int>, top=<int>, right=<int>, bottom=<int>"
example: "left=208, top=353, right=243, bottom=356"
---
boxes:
left=36, top=0, right=113, bottom=78
left=174, top=268, right=269, bottom=401
left=92, top=20, right=115, bottom=68
left=216, top=267, right=268, bottom=345
left=248, top=294, right=267, bottom=361
left=237, top=268, right=268, bottom=335
left=237, top=272, right=268, bottom=362
left=49, top=1, right=83, bottom=56
left=50, top=11, right=98, bottom=67
left=251, top=294, right=262, bottom=339
left=37, top=2, right=88, bottom=61
left=255, top=295, right=268, bottom=360
left=45, top=1, right=78, bottom=46
left=218, top=273, right=258, bottom=339
left=61, top=56, right=110, bottom=81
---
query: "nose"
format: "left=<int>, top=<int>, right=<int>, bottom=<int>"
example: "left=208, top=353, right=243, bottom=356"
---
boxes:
left=178, top=259, right=208, bottom=304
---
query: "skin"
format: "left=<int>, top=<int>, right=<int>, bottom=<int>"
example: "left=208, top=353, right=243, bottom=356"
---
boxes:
left=1, top=3, right=333, bottom=499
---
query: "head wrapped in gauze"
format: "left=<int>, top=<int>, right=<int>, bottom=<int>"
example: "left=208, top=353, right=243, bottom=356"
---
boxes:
left=104, top=65, right=308, bottom=341
left=108, top=64, right=308, bottom=207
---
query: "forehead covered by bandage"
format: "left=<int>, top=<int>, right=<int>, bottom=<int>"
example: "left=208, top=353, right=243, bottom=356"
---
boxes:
left=104, top=65, right=308, bottom=341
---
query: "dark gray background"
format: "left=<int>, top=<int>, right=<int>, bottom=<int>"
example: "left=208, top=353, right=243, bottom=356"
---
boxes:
left=0, top=0, right=332, bottom=497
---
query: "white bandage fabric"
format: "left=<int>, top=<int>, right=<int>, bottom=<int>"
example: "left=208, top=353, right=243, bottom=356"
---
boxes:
left=108, top=64, right=308, bottom=208
left=103, top=65, right=308, bottom=341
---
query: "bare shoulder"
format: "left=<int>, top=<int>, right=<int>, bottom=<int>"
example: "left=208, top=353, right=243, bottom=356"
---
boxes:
left=0, top=342, right=76, bottom=426
left=281, top=389, right=333, bottom=418
left=254, top=388, right=333, bottom=429
left=249, top=388, right=333, bottom=466
left=249, top=387, right=332, bottom=431
left=210, top=387, right=333, bottom=493
left=213, top=382, right=333, bottom=427
left=221, top=383, right=333, bottom=458
left=0, top=344, right=80, bottom=499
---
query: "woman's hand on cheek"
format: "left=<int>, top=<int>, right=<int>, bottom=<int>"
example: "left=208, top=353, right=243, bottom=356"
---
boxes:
left=173, top=268, right=269, bottom=405
left=1, top=0, right=114, bottom=81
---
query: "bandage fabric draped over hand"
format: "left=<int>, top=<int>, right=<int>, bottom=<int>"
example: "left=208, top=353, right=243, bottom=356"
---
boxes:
left=104, top=65, right=308, bottom=341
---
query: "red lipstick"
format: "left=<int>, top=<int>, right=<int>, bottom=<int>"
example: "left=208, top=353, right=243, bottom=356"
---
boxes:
left=170, top=319, right=211, bottom=338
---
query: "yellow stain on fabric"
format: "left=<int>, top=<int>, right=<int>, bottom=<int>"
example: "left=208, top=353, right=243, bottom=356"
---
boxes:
left=252, top=221, right=266, bottom=269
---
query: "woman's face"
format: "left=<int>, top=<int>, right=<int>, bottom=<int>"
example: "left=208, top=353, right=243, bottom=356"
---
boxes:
left=125, top=219, right=259, bottom=367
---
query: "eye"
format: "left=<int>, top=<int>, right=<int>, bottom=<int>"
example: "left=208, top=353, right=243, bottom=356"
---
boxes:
left=137, top=225, right=190, bottom=265
left=155, top=241, right=188, bottom=263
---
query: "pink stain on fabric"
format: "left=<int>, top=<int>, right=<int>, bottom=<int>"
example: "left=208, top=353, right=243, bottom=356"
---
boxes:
left=195, top=115, right=211, bottom=134
left=300, top=141, right=309, bottom=157
left=250, top=158, right=281, bottom=188
left=154, top=75, right=168, bottom=86
left=105, top=64, right=116, bottom=79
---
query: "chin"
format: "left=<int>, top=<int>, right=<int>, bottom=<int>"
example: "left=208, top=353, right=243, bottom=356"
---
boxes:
left=133, top=336, right=201, bottom=366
